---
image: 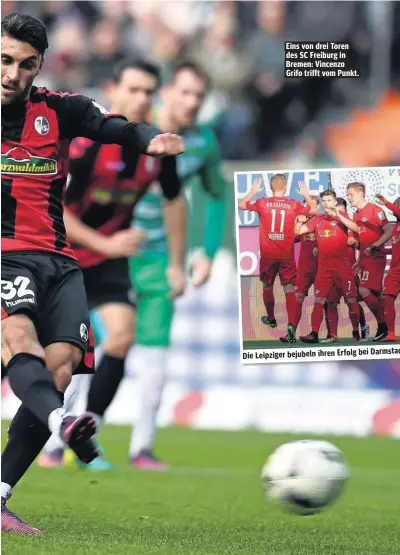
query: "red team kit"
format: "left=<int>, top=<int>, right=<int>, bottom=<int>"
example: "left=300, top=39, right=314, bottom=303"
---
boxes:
left=236, top=169, right=400, bottom=363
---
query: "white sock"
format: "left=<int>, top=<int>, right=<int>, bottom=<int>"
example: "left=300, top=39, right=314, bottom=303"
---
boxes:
left=48, top=407, right=66, bottom=434
left=44, top=374, right=87, bottom=454
left=1, top=482, right=12, bottom=500
left=129, top=346, right=166, bottom=457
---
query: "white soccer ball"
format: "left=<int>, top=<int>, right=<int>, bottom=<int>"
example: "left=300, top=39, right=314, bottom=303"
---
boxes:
left=261, top=440, right=349, bottom=515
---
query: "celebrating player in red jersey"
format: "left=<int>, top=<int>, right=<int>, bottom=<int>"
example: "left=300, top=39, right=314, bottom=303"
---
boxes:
left=347, top=182, right=391, bottom=340
left=367, top=194, right=400, bottom=342
left=1, top=13, right=183, bottom=535
left=293, top=196, right=320, bottom=330
left=239, top=174, right=317, bottom=343
left=320, top=198, right=368, bottom=343
left=298, top=190, right=361, bottom=343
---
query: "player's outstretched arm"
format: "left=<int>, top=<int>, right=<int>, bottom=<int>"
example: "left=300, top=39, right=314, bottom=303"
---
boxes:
left=296, top=181, right=318, bottom=215
left=61, top=94, right=184, bottom=156
left=376, top=194, right=400, bottom=218
left=327, top=208, right=359, bottom=233
left=238, top=177, right=264, bottom=210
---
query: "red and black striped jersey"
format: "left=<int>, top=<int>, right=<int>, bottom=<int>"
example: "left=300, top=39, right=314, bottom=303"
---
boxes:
left=64, top=138, right=181, bottom=268
left=1, top=86, right=161, bottom=260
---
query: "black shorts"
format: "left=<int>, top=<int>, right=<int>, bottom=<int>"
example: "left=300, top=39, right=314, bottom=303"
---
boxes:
left=1, top=252, right=94, bottom=374
left=82, top=258, right=136, bottom=310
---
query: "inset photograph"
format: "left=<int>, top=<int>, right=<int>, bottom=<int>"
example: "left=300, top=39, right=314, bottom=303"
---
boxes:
left=236, top=167, right=400, bottom=364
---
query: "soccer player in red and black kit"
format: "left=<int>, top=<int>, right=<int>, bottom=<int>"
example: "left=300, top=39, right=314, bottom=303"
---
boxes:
left=1, top=13, right=184, bottom=535
left=38, top=58, right=186, bottom=470
left=239, top=174, right=317, bottom=343
left=347, top=182, right=391, bottom=340
left=298, top=190, right=361, bottom=343
left=366, top=194, right=400, bottom=342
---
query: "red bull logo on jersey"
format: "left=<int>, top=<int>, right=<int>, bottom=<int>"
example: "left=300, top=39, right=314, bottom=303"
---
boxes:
left=320, top=228, right=336, bottom=238
left=304, top=232, right=316, bottom=241
left=1, top=147, right=57, bottom=175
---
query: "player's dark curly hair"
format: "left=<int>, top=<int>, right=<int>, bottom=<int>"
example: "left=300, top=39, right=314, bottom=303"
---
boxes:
left=1, top=12, right=48, bottom=55
left=113, top=57, right=161, bottom=87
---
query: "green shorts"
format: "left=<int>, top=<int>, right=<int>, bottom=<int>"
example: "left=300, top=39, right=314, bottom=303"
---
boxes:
left=129, top=253, right=174, bottom=347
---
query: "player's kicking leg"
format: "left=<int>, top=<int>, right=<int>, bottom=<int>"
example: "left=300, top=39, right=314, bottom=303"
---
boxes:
left=42, top=304, right=134, bottom=471
left=40, top=258, right=135, bottom=471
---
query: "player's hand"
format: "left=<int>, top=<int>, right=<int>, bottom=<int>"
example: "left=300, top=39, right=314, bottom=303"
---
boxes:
left=325, top=206, right=338, bottom=217
left=296, top=180, right=309, bottom=198
left=191, top=254, right=212, bottom=287
left=251, top=177, right=264, bottom=194
left=103, top=229, right=145, bottom=258
left=375, top=193, right=388, bottom=206
left=365, top=244, right=379, bottom=256
left=146, top=133, right=184, bottom=157
left=297, top=215, right=307, bottom=224
left=347, top=236, right=357, bottom=247
left=166, top=265, right=185, bottom=299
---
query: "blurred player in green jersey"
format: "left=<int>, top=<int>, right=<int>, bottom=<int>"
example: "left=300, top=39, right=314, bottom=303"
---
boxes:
left=126, top=62, right=228, bottom=468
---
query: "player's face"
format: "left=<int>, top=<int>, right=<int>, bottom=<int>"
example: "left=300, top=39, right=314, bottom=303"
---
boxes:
left=321, top=195, right=336, bottom=212
left=111, top=68, right=157, bottom=123
left=1, top=36, right=42, bottom=105
left=347, top=187, right=364, bottom=208
left=167, top=70, right=207, bottom=129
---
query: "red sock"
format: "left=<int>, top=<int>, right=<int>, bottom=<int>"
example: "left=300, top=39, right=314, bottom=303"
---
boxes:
left=383, top=295, right=396, bottom=333
left=311, top=303, right=324, bottom=334
left=294, top=301, right=303, bottom=328
left=263, top=288, right=275, bottom=320
left=285, top=291, right=297, bottom=326
left=326, top=303, right=339, bottom=336
left=346, top=300, right=360, bottom=331
left=363, top=293, right=383, bottom=324
left=359, top=303, right=366, bottom=328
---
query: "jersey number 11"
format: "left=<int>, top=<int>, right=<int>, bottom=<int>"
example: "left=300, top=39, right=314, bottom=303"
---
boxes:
left=271, top=209, right=285, bottom=233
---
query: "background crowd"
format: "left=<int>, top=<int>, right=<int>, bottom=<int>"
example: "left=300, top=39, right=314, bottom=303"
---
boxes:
left=2, top=0, right=399, bottom=166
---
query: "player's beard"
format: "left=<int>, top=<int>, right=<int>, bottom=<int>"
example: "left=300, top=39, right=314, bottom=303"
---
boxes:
left=1, top=83, right=31, bottom=106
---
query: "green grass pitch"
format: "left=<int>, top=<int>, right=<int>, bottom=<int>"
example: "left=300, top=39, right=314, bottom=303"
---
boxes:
left=2, top=424, right=400, bottom=555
